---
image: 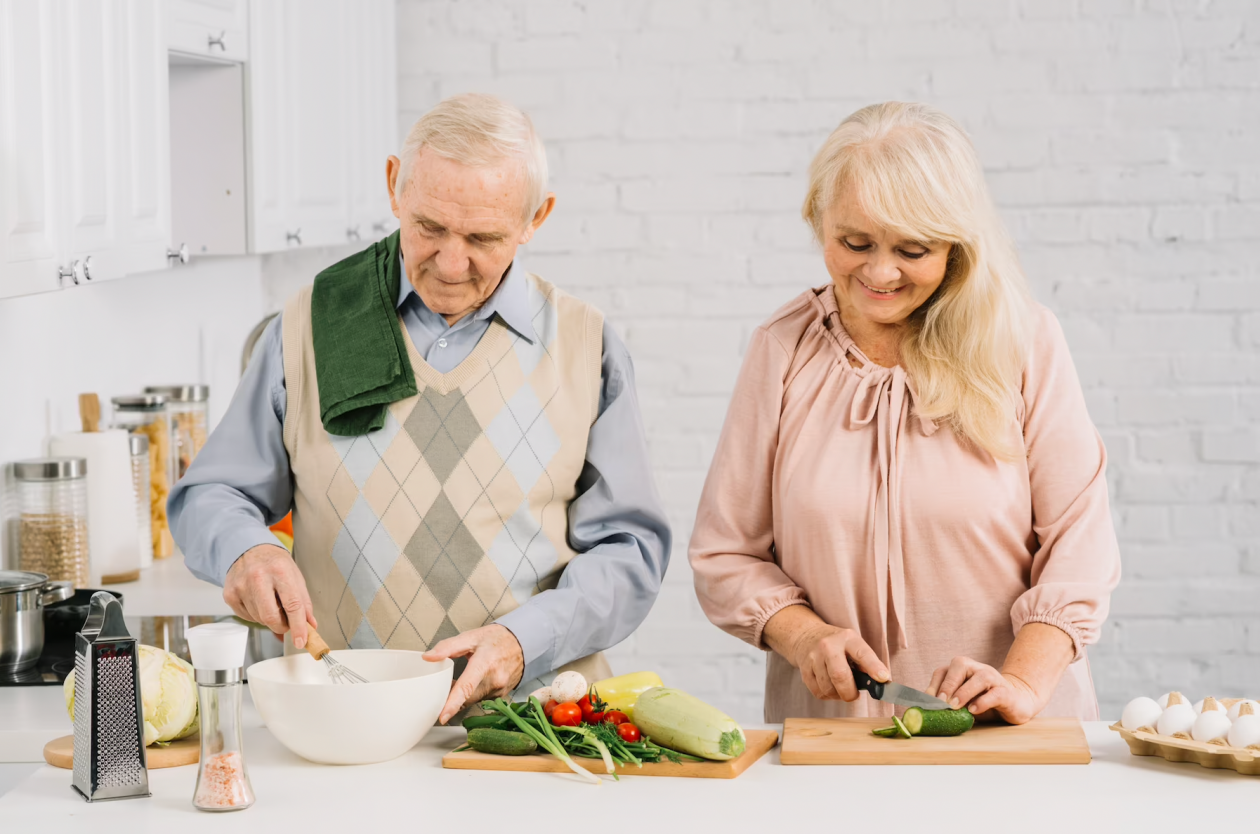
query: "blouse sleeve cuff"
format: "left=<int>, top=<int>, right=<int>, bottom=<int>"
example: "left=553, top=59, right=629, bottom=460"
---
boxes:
left=751, top=595, right=811, bottom=651
left=1015, top=613, right=1086, bottom=663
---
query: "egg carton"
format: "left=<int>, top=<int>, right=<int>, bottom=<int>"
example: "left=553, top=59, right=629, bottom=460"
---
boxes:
left=1110, top=697, right=1259, bottom=777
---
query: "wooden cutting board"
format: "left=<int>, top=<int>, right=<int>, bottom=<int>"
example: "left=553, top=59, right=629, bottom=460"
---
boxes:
left=443, top=729, right=779, bottom=779
left=44, top=734, right=200, bottom=769
left=781, top=717, right=1090, bottom=765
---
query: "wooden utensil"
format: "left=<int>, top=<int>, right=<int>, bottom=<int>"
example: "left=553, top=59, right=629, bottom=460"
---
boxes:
left=443, top=729, right=779, bottom=779
left=781, top=717, right=1090, bottom=765
left=78, top=393, right=101, bottom=433
left=44, top=734, right=200, bottom=769
left=304, top=628, right=368, bottom=684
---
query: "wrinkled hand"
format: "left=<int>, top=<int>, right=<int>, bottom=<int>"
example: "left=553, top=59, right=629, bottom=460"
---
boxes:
left=223, top=544, right=317, bottom=650
left=790, top=623, right=890, bottom=702
left=423, top=624, right=524, bottom=725
left=928, top=656, right=1043, bottom=725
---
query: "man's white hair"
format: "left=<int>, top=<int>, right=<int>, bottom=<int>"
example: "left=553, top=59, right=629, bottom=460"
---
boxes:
left=395, top=93, right=548, bottom=224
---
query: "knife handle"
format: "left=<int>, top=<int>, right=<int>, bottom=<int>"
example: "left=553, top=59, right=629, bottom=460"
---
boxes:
left=850, top=664, right=884, bottom=701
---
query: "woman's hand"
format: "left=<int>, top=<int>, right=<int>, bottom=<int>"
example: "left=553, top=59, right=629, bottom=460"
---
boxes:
left=790, top=622, right=890, bottom=702
left=927, top=657, right=1043, bottom=725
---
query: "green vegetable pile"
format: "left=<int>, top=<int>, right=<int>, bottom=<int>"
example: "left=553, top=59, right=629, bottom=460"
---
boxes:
left=458, top=697, right=701, bottom=784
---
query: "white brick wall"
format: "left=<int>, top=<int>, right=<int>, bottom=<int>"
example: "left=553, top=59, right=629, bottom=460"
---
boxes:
left=396, top=0, right=1260, bottom=722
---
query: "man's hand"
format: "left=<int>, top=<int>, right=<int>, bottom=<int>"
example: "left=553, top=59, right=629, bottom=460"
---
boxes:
left=422, top=624, right=525, bottom=725
left=223, top=544, right=317, bottom=649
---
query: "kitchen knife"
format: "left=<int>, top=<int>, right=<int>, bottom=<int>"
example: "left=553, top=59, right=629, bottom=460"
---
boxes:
left=850, top=666, right=950, bottom=710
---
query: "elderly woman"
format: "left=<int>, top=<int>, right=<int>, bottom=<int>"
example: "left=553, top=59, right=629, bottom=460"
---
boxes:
left=690, top=102, right=1121, bottom=724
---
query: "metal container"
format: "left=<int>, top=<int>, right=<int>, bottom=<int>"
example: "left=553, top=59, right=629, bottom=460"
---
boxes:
left=144, top=385, right=209, bottom=482
left=0, top=571, right=73, bottom=673
left=11, top=458, right=91, bottom=588
left=71, top=591, right=150, bottom=802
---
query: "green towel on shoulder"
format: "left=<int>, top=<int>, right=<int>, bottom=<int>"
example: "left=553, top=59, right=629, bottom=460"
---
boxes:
left=311, top=230, right=417, bottom=436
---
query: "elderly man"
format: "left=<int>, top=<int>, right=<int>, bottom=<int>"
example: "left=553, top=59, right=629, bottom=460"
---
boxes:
left=169, top=93, right=670, bottom=723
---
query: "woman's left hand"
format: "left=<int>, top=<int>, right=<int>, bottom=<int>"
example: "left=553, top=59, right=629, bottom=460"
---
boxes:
left=927, top=657, right=1044, bottom=725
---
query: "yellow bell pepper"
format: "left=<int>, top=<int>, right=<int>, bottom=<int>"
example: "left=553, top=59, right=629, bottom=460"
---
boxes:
left=590, top=671, right=664, bottom=720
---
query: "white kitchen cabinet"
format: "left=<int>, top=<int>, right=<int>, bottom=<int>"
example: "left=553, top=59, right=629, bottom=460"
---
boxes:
left=0, top=0, right=63, bottom=298
left=345, top=0, right=399, bottom=245
left=247, top=0, right=350, bottom=252
left=0, top=0, right=171, bottom=298
left=166, top=0, right=248, bottom=62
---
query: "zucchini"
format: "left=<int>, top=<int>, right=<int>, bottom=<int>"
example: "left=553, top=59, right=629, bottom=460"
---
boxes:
left=632, top=687, right=746, bottom=761
left=466, top=728, right=538, bottom=756
left=901, top=707, right=974, bottom=736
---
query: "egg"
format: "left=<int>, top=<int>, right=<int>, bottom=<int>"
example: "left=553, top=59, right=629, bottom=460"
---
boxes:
left=1120, top=696, right=1163, bottom=732
left=1157, top=691, right=1189, bottom=709
left=1194, top=696, right=1227, bottom=715
left=1191, top=710, right=1232, bottom=744
left=1227, top=713, right=1260, bottom=750
left=1157, top=703, right=1197, bottom=738
left=1227, top=699, right=1259, bottom=721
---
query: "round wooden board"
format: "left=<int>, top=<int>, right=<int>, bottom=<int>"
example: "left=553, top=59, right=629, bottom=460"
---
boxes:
left=43, top=734, right=200, bottom=769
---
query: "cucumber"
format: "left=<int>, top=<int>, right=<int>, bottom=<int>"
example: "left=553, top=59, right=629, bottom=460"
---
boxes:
left=632, top=687, right=746, bottom=761
left=871, top=725, right=899, bottom=738
left=466, top=728, right=538, bottom=756
left=892, top=715, right=912, bottom=739
left=901, top=707, right=975, bottom=736
left=462, top=714, right=511, bottom=731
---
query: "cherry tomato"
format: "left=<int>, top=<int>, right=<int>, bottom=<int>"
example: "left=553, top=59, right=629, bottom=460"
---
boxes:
left=543, top=699, right=559, bottom=720
left=578, top=695, right=604, bottom=724
left=602, top=710, right=629, bottom=726
left=552, top=702, right=583, bottom=727
left=617, top=723, right=641, bottom=743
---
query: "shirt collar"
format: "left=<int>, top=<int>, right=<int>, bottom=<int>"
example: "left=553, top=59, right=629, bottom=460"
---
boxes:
left=396, top=256, right=535, bottom=344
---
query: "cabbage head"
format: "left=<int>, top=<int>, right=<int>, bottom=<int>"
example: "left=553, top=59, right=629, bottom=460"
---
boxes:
left=64, top=644, right=199, bottom=746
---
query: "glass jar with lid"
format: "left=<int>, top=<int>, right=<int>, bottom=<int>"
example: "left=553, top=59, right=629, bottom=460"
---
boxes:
left=10, top=458, right=91, bottom=588
left=112, top=394, right=174, bottom=559
left=145, top=385, right=210, bottom=482
left=129, top=434, right=154, bottom=570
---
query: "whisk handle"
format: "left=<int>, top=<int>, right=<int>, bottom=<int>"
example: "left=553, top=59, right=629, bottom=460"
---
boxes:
left=305, top=629, right=331, bottom=661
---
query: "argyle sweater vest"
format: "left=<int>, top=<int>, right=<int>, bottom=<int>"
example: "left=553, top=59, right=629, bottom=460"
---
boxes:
left=281, top=273, right=611, bottom=687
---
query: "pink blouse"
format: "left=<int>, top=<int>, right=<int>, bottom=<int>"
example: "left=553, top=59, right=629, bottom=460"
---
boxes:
left=689, top=286, right=1121, bottom=722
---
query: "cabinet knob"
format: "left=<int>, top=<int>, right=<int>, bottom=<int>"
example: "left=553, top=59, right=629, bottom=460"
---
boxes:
left=57, top=264, right=76, bottom=286
left=167, top=243, right=191, bottom=265
left=346, top=225, right=362, bottom=241
left=286, top=229, right=303, bottom=246
left=208, top=30, right=226, bottom=51
left=72, top=256, right=93, bottom=283
left=371, top=220, right=388, bottom=234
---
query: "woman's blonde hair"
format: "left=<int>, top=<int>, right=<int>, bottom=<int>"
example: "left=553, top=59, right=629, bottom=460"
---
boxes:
left=396, top=93, right=548, bottom=224
left=802, top=101, right=1033, bottom=461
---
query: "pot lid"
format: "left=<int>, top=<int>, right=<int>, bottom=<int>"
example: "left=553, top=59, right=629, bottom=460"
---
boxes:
left=0, top=570, right=50, bottom=593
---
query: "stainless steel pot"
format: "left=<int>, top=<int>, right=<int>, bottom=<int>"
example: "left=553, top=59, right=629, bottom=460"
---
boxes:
left=0, top=571, right=74, bottom=672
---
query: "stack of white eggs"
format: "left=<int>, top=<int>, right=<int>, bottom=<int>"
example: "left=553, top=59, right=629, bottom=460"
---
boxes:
left=1121, top=692, right=1260, bottom=749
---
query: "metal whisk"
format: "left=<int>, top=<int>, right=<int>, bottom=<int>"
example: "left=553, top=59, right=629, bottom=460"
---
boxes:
left=304, top=630, right=369, bottom=684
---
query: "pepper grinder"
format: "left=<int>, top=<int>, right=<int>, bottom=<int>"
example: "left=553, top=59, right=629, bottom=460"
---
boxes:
left=186, top=623, right=255, bottom=812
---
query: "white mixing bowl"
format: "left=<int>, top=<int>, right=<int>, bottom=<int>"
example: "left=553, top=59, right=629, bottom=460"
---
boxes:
left=248, top=650, right=453, bottom=765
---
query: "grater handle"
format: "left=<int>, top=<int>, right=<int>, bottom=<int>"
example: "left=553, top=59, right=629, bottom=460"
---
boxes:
left=305, top=629, right=331, bottom=661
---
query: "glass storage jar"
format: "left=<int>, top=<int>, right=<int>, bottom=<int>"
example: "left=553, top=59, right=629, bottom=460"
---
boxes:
left=112, top=394, right=174, bottom=559
left=145, top=385, right=210, bottom=482
left=129, top=434, right=154, bottom=570
left=11, top=458, right=91, bottom=588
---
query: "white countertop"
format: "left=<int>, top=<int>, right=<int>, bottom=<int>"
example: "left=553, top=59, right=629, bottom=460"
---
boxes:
left=0, top=684, right=1255, bottom=832
left=101, top=555, right=231, bottom=618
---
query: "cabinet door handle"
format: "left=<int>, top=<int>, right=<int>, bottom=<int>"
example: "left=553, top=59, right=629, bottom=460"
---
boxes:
left=346, top=226, right=361, bottom=241
left=286, top=229, right=303, bottom=246
left=167, top=243, right=190, bottom=264
left=72, top=256, right=93, bottom=283
left=208, top=30, right=226, bottom=51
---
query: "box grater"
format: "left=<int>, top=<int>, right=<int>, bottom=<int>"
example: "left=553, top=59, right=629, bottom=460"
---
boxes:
left=71, top=591, right=150, bottom=802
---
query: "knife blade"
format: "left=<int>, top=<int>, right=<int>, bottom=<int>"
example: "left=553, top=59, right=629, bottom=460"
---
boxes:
left=850, top=665, right=950, bottom=710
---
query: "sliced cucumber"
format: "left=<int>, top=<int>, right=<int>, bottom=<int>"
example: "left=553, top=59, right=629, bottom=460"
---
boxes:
left=892, top=715, right=912, bottom=738
left=902, top=707, right=974, bottom=737
left=871, top=725, right=900, bottom=738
